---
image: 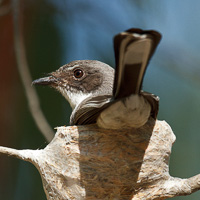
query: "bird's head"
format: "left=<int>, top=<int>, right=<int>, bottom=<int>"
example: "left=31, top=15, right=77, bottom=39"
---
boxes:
left=32, top=60, right=114, bottom=109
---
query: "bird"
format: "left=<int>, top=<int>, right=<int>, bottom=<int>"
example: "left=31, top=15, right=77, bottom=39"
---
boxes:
left=32, top=28, right=161, bottom=129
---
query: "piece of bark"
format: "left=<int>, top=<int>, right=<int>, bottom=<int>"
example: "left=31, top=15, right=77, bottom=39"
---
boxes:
left=0, top=119, right=200, bottom=200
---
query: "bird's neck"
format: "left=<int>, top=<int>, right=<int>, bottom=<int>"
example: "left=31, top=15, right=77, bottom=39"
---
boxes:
left=59, top=87, right=91, bottom=110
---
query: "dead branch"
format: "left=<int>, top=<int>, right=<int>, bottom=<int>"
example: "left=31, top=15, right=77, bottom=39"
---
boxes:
left=0, top=119, right=199, bottom=200
left=11, top=0, right=54, bottom=142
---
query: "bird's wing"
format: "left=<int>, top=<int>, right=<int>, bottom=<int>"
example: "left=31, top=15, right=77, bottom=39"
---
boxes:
left=70, top=95, right=113, bottom=125
left=113, top=28, right=161, bottom=99
left=140, top=91, right=160, bottom=120
left=70, top=92, right=160, bottom=126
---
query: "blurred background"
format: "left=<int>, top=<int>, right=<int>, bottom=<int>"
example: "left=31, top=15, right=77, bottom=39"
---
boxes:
left=1, top=0, right=200, bottom=199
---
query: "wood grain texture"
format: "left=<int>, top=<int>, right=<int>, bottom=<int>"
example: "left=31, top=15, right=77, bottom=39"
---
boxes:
left=0, top=119, right=200, bottom=199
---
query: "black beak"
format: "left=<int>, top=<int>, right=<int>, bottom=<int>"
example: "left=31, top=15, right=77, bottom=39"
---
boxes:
left=32, top=76, right=58, bottom=86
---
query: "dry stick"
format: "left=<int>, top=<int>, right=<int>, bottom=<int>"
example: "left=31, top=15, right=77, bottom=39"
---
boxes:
left=12, top=0, right=54, bottom=142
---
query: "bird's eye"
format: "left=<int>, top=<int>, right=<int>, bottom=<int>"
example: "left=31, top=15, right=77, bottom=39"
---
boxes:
left=74, top=69, right=84, bottom=78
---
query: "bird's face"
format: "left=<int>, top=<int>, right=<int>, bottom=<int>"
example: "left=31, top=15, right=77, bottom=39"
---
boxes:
left=33, top=60, right=114, bottom=109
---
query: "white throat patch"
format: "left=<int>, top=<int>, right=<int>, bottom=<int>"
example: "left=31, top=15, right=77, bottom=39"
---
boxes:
left=58, top=87, right=90, bottom=110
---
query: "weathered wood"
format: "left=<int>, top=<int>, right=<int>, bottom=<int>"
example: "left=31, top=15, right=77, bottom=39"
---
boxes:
left=0, top=119, right=200, bottom=199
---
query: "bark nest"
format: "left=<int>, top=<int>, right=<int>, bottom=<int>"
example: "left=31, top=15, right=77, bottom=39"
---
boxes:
left=0, top=118, right=200, bottom=200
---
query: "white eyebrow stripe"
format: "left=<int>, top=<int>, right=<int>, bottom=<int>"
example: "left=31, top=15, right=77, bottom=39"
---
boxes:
left=67, top=65, right=80, bottom=71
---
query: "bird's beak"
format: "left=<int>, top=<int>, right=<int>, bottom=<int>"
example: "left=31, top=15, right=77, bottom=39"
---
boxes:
left=32, top=76, right=58, bottom=86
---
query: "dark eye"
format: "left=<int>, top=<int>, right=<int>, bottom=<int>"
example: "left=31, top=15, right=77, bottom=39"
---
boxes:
left=74, top=69, right=84, bottom=78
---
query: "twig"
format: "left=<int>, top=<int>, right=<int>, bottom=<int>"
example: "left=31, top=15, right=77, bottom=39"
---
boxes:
left=11, top=0, right=54, bottom=142
left=0, top=146, right=36, bottom=162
